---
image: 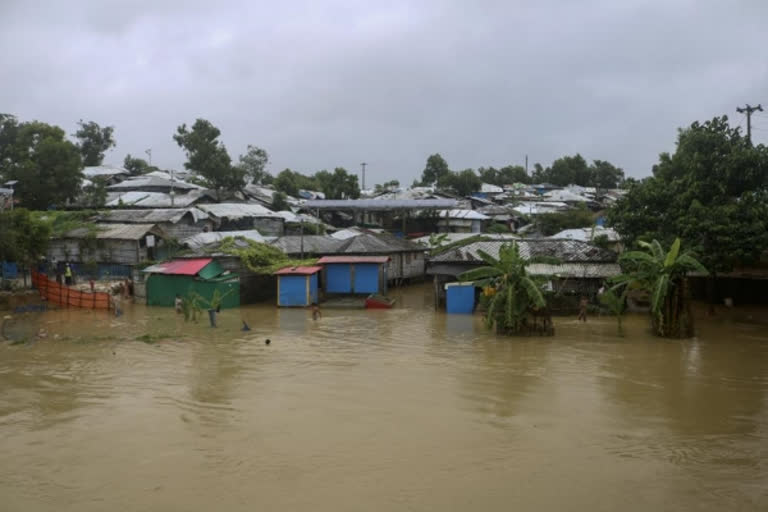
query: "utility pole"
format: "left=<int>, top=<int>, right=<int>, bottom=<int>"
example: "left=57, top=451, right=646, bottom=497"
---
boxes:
left=525, top=154, right=528, bottom=175
left=737, top=104, right=763, bottom=144
left=360, top=162, right=367, bottom=191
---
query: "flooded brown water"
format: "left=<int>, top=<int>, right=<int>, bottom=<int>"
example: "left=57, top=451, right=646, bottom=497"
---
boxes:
left=2, top=283, right=768, bottom=511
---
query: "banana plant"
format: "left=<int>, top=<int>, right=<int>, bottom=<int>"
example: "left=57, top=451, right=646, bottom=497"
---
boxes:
left=612, top=238, right=706, bottom=338
left=458, top=242, right=555, bottom=335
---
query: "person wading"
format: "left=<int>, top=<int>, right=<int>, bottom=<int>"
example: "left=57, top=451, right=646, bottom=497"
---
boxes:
left=64, top=263, right=73, bottom=286
left=578, top=295, right=589, bottom=322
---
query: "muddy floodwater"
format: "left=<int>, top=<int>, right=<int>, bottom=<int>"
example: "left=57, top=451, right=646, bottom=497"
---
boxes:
left=2, top=284, right=768, bottom=511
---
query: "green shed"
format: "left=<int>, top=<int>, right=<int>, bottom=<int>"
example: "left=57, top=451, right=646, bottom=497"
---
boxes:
left=143, top=258, right=240, bottom=308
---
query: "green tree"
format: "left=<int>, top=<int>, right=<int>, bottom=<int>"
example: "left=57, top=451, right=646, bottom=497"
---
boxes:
left=612, top=238, right=707, bottom=338
left=478, top=165, right=529, bottom=186
left=314, top=167, right=360, bottom=199
left=271, top=191, right=290, bottom=211
left=123, top=154, right=153, bottom=175
left=420, top=153, right=450, bottom=186
left=547, top=154, right=591, bottom=186
left=74, top=120, right=116, bottom=166
left=82, top=177, right=108, bottom=206
left=237, top=145, right=270, bottom=184
left=0, top=208, right=51, bottom=279
left=273, top=169, right=299, bottom=196
left=607, top=116, right=768, bottom=281
left=458, top=242, right=553, bottom=335
left=374, top=179, right=400, bottom=194
left=0, top=117, right=83, bottom=209
left=173, top=119, right=244, bottom=200
left=442, top=168, right=482, bottom=196
left=591, top=160, right=624, bottom=190
left=535, top=203, right=594, bottom=236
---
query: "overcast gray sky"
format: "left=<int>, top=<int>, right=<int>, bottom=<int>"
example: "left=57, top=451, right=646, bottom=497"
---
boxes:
left=2, top=0, right=767, bottom=185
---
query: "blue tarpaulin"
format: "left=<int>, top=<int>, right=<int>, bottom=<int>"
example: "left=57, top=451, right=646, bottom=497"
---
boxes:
left=1, top=261, right=18, bottom=279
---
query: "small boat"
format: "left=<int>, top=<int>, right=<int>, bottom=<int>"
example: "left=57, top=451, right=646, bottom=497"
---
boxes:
left=365, top=294, right=395, bottom=309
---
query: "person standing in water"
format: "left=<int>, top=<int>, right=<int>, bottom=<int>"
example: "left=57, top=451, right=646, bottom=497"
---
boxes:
left=64, top=263, right=73, bottom=286
left=578, top=295, right=589, bottom=322
left=175, top=294, right=183, bottom=314
left=312, top=304, right=322, bottom=320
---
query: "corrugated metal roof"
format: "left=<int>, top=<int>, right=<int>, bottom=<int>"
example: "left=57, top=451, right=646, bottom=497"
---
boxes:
left=83, top=165, right=129, bottom=178
left=197, top=203, right=281, bottom=219
left=99, top=208, right=209, bottom=224
left=142, top=258, right=213, bottom=275
left=305, top=199, right=457, bottom=210
left=107, top=176, right=202, bottom=190
left=329, top=228, right=364, bottom=240
left=480, top=183, right=504, bottom=193
left=337, top=233, right=423, bottom=254
left=412, top=233, right=518, bottom=246
left=438, top=209, right=490, bottom=220
left=317, top=256, right=390, bottom=264
left=274, top=266, right=323, bottom=275
left=527, top=263, right=621, bottom=278
left=105, top=190, right=206, bottom=208
left=182, top=230, right=266, bottom=250
left=63, top=223, right=160, bottom=240
left=548, top=227, right=620, bottom=242
left=430, top=239, right=617, bottom=264
left=271, top=236, right=344, bottom=255
left=272, top=210, right=324, bottom=224
left=512, top=202, right=570, bottom=216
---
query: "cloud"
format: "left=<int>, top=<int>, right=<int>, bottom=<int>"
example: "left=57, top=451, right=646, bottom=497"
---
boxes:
left=2, top=0, right=767, bottom=184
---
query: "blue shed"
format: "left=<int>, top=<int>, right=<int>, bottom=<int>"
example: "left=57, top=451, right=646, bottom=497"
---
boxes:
left=445, top=282, right=476, bottom=314
left=274, top=266, right=322, bottom=307
left=317, top=256, right=390, bottom=295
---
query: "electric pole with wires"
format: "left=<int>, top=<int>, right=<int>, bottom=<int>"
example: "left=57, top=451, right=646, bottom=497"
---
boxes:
left=737, top=104, right=763, bottom=144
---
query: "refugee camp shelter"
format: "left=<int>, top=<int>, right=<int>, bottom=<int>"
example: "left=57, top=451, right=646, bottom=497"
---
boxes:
left=98, top=208, right=213, bottom=240
left=274, top=266, right=322, bottom=307
left=197, top=203, right=285, bottom=236
left=317, top=255, right=390, bottom=295
left=445, top=282, right=476, bottom=314
left=143, top=258, right=239, bottom=308
left=47, top=223, right=166, bottom=273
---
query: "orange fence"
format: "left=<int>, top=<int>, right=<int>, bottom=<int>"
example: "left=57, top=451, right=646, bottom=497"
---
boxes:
left=31, top=271, right=111, bottom=310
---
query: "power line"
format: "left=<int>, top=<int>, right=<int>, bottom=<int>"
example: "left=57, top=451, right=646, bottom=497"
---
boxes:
left=736, top=104, right=763, bottom=144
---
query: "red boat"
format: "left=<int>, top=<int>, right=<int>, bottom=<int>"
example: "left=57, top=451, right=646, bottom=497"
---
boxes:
left=365, top=294, right=395, bottom=309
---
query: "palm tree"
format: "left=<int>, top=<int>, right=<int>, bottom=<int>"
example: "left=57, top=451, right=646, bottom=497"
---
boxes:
left=612, top=238, right=707, bottom=338
left=459, top=242, right=554, bottom=336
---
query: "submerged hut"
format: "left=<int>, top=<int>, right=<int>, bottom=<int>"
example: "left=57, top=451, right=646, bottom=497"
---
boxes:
left=274, top=266, right=322, bottom=307
left=143, top=258, right=239, bottom=308
left=317, top=255, right=390, bottom=295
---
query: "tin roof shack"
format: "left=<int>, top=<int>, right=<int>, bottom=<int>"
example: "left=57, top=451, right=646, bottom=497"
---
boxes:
left=317, top=256, right=390, bottom=295
left=437, top=210, right=490, bottom=233
left=198, top=203, right=285, bottom=236
left=143, top=258, right=239, bottom=308
left=47, top=223, right=166, bottom=267
left=427, top=238, right=620, bottom=311
left=271, top=235, right=345, bottom=257
left=178, top=232, right=275, bottom=304
left=274, top=266, right=321, bottom=307
left=98, top=208, right=213, bottom=241
left=83, top=165, right=130, bottom=186
left=336, top=233, right=426, bottom=283
left=271, top=233, right=426, bottom=283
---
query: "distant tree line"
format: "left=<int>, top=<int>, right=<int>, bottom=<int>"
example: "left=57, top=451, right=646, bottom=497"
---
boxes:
left=412, top=152, right=625, bottom=197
